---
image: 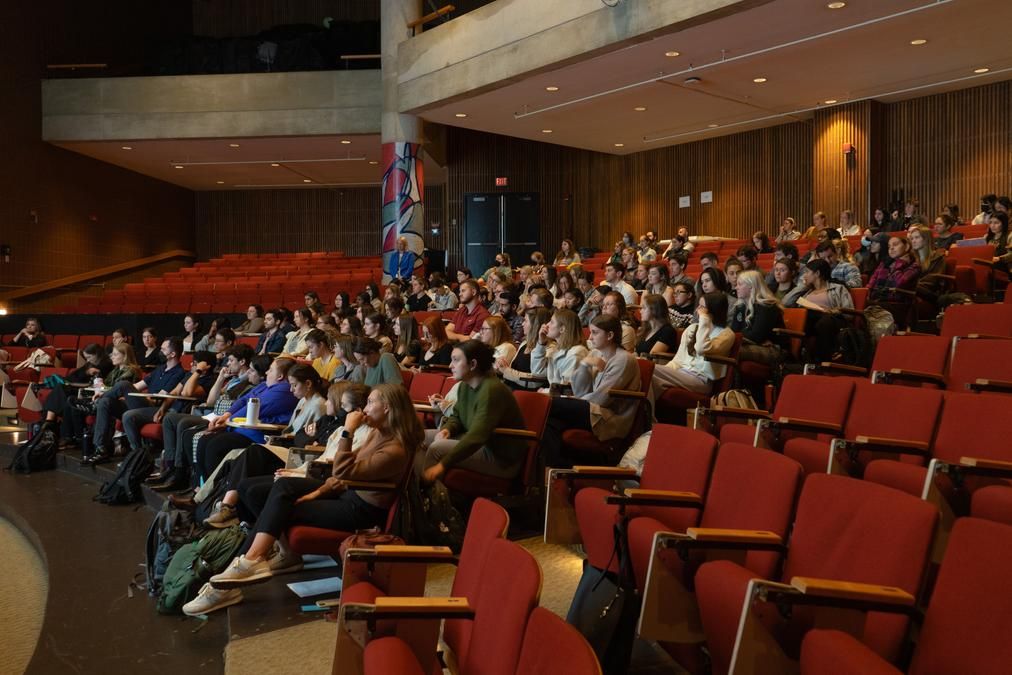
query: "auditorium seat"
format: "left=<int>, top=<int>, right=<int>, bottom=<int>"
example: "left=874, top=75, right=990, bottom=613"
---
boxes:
left=945, top=338, right=1012, bottom=393
left=799, top=517, right=1012, bottom=675
left=939, top=302, right=1012, bottom=343
left=655, top=333, right=742, bottom=426
left=694, top=474, right=937, bottom=674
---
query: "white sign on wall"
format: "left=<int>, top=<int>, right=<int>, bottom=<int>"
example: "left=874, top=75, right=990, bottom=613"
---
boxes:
left=678, top=195, right=691, bottom=208
left=700, top=191, right=713, bottom=204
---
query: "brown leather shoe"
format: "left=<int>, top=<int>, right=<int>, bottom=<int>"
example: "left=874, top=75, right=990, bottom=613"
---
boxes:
left=168, top=493, right=197, bottom=511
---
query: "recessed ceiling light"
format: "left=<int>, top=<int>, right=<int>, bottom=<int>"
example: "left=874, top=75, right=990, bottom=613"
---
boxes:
left=707, top=123, right=719, bottom=128
left=909, top=39, right=927, bottom=46
left=633, top=106, right=647, bottom=112
left=753, top=77, right=768, bottom=83
left=228, top=143, right=240, bottom=148
left=541, top=129, right=553, bottom=134
left=302, top=179, right=312, bottom=183
left=614, top=143, right=624, bottom=148
left=827, top=1, right=846, bottom=8
left=121, top=145, right=132, bottom=150
left=368, top=160, right=378, bottom=165
left=216, top=180, right=225, bottom=184
left=824, top=99, right=838, bottom=104
left=340, top=139, right=352, bottom=144
left=545, top=86, right=559, bottom=92
left=974, top=67, right=990, bottom=74
left=174, top=165, right=184, bottom=169
left=454, top=113, right=468, bottom=118
left=664, top=51, right=680, bottom=57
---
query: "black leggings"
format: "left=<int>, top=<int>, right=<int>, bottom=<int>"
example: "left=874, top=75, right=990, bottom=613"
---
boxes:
left=805, top=312, right=849, bottom=362
left=196, top=431, right=251, bottom=482
left=223, top=445, right=284, bottom=494
left=541, top=397, right=594, bottom=469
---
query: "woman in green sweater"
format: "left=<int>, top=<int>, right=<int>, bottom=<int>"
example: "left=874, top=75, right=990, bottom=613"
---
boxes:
left=349, top=337, right=403, bottom=387
left=418, top=339, right=528, bottom=483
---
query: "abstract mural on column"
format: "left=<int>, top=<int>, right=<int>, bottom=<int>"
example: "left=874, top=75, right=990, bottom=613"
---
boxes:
left=381, top=141, right=424, bottom=283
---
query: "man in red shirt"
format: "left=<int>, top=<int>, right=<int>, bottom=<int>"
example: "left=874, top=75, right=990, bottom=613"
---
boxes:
left=446, top=279, right=490, bottom=342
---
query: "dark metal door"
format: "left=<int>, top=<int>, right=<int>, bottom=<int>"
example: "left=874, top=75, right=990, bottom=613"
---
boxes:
left=503, top=192, right=540, bottom=267
left=464, top=194, right=502, bottom=274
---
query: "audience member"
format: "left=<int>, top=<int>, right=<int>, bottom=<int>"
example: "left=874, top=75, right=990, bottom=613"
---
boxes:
left=349, top=337, right=403, bottom=387
left=933, top=214, right=963, bottom=249
left=499, top=307, right=551, bottom=385
left=602, top=261, right=638, bottom=306
left=972, top=194, right=998, bottom=225
left=667, top=281, right=697, bottom=328
left=599, top=291, right=637, bottom=352
left=528, top=308, right=587, bottom=390
left=775, top=217, right=801, bottom=243
left=636, top=294, right=678, bottom=356
left=386, top=236, right=416, bottom=283
left=697, top=268, right=735, bottom=321
left=303, top=291, right=324, bottom=318
left=814, top=240, right=862, bottom=288
left=986, top=212, right=1012, bottom=268
left=446, top=279, right=490, bottom=341
left=651, top=293, right=733, bottom=397
left=731, top=270, right=785, bottom=366
left=867, top=236, right=921, bottom=325
left=782, top=259, right=854, bottom=361
left=429, top=273, right=459, bottom=310
left=870, top=206, right=894, bottom=233
left=554, top=238, right=581, bottom=266
left=42, top=343, right=120, bottom=447
left=255, top=310, right=286, bottom=355
left=942, top=203, right=961, bottom=224
left=838, top=209, right=861, bottom=236
left=752, top=230, right=775, bottom=253
left=908, top=225, right=947, bottom=300
left=194, top=317, right=232, bottom=353
left=770, top=259, right=799, bottom=300
left=391, top=315, right=421, bottom=367
left=802, top=211, right=828, bottom=239
left=137, top=327, right=164, bottom=368
left=479, top=315, right=517, bottom=372
left=900, top=197, right=927, bottom=228
left=331, top=292, right=352, bottom=319
left=418, top=316, right=453, bottom=369
left=7, top=317, right=46, bottom=348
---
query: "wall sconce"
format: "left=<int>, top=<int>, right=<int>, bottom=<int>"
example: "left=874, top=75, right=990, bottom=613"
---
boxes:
left=842, top=142, right=855, bottom=155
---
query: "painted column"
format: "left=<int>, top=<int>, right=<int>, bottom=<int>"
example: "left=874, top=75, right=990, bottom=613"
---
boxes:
left=380, top=0, right=424, bottom=285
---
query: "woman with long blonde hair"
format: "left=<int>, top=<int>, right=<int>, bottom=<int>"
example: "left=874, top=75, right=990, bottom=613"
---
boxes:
left=730, top=270, right=785, bottom=366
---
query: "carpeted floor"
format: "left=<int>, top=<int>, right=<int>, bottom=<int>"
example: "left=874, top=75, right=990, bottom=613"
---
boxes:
left=0, top=517, right=48, bottom=675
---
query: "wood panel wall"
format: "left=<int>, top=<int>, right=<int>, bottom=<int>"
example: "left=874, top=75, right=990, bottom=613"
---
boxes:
left=883, top=81, right=1012, bottom=222
left=813, top=100, right=884, bottom=227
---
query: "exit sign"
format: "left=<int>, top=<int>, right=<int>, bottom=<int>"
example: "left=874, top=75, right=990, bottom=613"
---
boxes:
left=495, top=176, right=508, bottom=187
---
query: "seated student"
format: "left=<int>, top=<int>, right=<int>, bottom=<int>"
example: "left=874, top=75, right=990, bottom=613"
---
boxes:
left=553, top=238, right=581, bottom=267
left=183, top=383, right=423, bottom=615
left=391, top=315, right=421, bottom=367
left=651, top=293, right=734, bottom=397
left=104, top=328, right=130, bottom=355
left=732, top=270, right=785, bottom=366
left=195, top=317, right=232, bottom=353
left=942, top=202, right=961, bottom=224
left=84, top=337, right=188, bottom=465
left=8, top=317, right=46, bottom=348
left=602, top=261, right=639, bottom=306
left=416, top=340, right=528, bottom=483
left=814, top=240, right=862, bottom=288
left=446, top=279, right=491, bottom=342
left=149, top=345, right=255, bottom=491
left=302, top=329, right=338, bottom=381
left=986, top=212, right=1012, bottom=269
left=637, top=235, right=658, bottom=263
left=339, top=315, right=363, bottom=339
left=282, top=308, right=313, bottom=357
left=802, top=227, right=842, bottom=264
left=752, top=230, right=775, bottom=254
left=724, top=258, right=744, bottom=297
left=236, top=305, right=265, bottom=336
left=666, top=252, right=693, bottom=291
left=495, top=291, right=525, bottom=344
left=255, top=309, right=287, bottom=356
left=500, top=307, right=552, bottom=386
left=349, top=337, right=403, bottom=387
left=838, top=209, right=862, bottom=237
left=802, top=210, right=829, bottom=240
left=736, top=245, right=764, bottom=275
left=857, top=232, right=889, bottom=277
left=137, top=327, right=164, bottom=369
left=867, top=236, right=921, bottom=304
left=364, top=282, right=384, bottom=312
left=697, top=268, right=736, bottom=322
left=193, top=358, right=298, bottom=482
left=775, top=217, right=801, bottom=243
left=384, top=297, right=405, bottom=325
left=429, top=273, right=459, bottom=310
left=596, top=291, right=637, bottom=352
left=328, top=337, right=356, bottom=381
left=908, top=225, right=947, bottom=303
left=698, top=250, right=720, bottom=272
left=362, top=312, right=393, bottom=353
left=560, top=287, right=585, bottom=315
left=331, top=292, right=352, bottom=320
left=933, top=213, right=963, bottom=250
left=541, top=315, right=641, bottom=468
left=255, top=364, right=327, bottom=450
left=418, top=316, right=453, bottom=369
left=479, top=315, right=517, bottom=373
left=636, top=294, right=678, bottom=356
left=208, top=328, right=236, bottom=364
left=668, top=281, right=697, bottom=329
left=642, top=262, right=670, bottom=301
left=181, top=315, right=202, bottom=353
left=42, top=343, right=120, bottom=448
left=528, top=308, right=588, bottom=390
left=763, top=242, right=801, bottom=289
left=770, top=259, right=800, bottom=300
left=870, top=206, right=893, bottom=233
left=783, top=259, right=854, bottom=361
left=404, top=276, right=431, bottom=312
left=304, top=291, right=325, bottom=319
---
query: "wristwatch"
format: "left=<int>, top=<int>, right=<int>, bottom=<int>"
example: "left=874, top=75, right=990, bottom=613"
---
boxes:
left=340, top=429, right=352, bottom=440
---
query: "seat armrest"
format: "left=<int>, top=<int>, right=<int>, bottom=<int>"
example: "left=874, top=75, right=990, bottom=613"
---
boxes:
left=972, top=258, right=996, bottom=268
left=789, top=577, right=915, bottom=606
left=686, top=528, right=783, bottom=545
left=922, top=273, right=956, bottom=282
left=606, top=489, right=703, bottom=509
left=565, top=465, right=640, bottom=481
left=340, top=480, right=399, bottom=491
left=413, top=403, right=440, bottom=413
left=772, top=328, right=805, bottom=338
left=646, top=352, right=675, bottom=363
left=872, top=368, right=945, bottom=387
left=657, top=529, right=785, bottom=555
left=342, top=597, right=475, bottom=622
left=609, top=388, right=647, bottom=399
left=960, top=456, right=1012, bottom=470
left=698, top=405, right=771, bottom=422
left=492, top=427, right=538, bottom=439
left=964, top=333, right=1012, bottom=341
left=769, top=416, right=842, bottom=435
left=345, top=545, right=457, bottom=565
left=518, top=373, right=549, bottom=383
left=704, top=354, right=738, bottom=366
left=811, top=362, right=868, bottom=376
left=969, top=378, right=1012, bottom=393
left=842, top=435, right=930, bottom=457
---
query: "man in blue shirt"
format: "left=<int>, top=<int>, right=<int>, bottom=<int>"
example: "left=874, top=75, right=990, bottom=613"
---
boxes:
left=85, top=337, right=188, bottom=465
left=255, top=310, right=287, bottom=355
left=386, top=236, right=416, bottom=283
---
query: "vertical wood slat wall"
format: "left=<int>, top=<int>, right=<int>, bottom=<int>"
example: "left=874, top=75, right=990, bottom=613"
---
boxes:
left=813, top=101, right=876, bottom=224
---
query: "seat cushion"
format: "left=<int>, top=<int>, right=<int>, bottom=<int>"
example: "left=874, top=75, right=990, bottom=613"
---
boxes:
left=695, top=560, right=762, bottom=675
left=363, top=637, right=427, bottom=675
left=800, top=630, right=901, bottom=675
left=971, top=485, right=1012, bottom=526
left=783, top=437, right=832, bottom=476
left=863, top=461, right=928, bottom=497
left=286, top=526, right=352, bottom=557
left=443, top=467, right=511, bottom=498
left=718, top=422, right=758, bottom=446
left=140, top=423, right=162, bottom=441
left=655, top=387, right=707, bottom=425
left=575, top=486, right=621, bottom=573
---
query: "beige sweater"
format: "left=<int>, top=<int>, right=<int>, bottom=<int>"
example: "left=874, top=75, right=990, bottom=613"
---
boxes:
left=332, top=428, right=410, bottom=508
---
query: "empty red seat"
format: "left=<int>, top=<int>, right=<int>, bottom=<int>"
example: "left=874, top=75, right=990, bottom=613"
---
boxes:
left=945, top=338, right=1012, bottom=393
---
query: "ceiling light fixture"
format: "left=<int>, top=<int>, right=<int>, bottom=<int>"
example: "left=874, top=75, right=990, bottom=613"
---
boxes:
left=824, top=99, right=838, bottom=104
left=614, top=143, right=624, bottom=148
left=174, top=165, right=184, bottom=169
left=545, top=86, right=559, bottom=92
left=302, top=179, right=312, bottom=183
left=541, top=129, right=553, bottom=134
left=909, top=38, right=927, bottom=45
left=827, top=2, right=846, bottom=8
left=664, top=51, right=680, bottom=57
left=121, top=145, right=132, bottom=150
left=228, top=143, right=240, bottom=148
left=340, top=140, right=352, bottom=144
left=368, top=160, right=378, bottom=165
left=753, top=77, right=768, bottom=83
left=974, top=67, right=990, bottom=74
left=270, top=163, right=280, bottom=167
left=707, top=123, right=719, bottom=128
left=454, top=113, right=468, bottom=118
left=216, top=181, right=225, bottom=184
left=634, top=106, right=647, bottom=112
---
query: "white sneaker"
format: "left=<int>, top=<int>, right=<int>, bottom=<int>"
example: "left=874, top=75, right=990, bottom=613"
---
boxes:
left=203, top=502, right=239, bottom=529
left=182, top=583, right=243, bottom=616
left=209, top=554, right=273, bottom=588
left=267, top=543, right=304, bottom=575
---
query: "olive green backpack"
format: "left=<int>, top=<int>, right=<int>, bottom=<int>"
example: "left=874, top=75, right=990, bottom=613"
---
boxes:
left=157, top=523, right=247, bottom=615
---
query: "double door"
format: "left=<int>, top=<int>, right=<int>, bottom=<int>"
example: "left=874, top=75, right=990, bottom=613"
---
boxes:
left=464, top=192, right=540, bottom=273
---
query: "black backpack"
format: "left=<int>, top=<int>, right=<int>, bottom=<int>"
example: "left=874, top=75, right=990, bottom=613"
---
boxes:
left=94, top=446, right=154, bottom=505
left=834, top=327, right=874, bottom=368
left=144, top=502, right=205, bottom=596
left=6, top=420, right=59, bottom=473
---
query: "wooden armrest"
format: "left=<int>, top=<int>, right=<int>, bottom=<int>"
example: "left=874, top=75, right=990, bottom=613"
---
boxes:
left=606, top=489, right=702, bottom=508
left=923, top=273, right=956, bottom=282
left=969, top=378, right=1012, bottom=393
left=890, top=287, right=917, bottom=297
left=686, top=528, right=783, bottom=545
left=413, top=403, right=440, bottom=413
left=772, top=328, right=805, bottom=338
left=374, top=597, right=472, bottom=615
left=873, top=368, right=945, bottom=387
left=609, top=388, right=647, bottom=399
left=814, top=362, right=868, bottom=375
left=288, top=446, right=325, bottom=455
left=770, top=416, right=842, bottom=434
left=965, top=333, right=1012, bottom=341
left=704, top=354, right=737, bottom=366
left=340, top=480, right=399, bottom=491
left=789, top=577, right=915, bottom=606
left=492, top=427, right=537, bottom=439
left=519, top=373, right=549, bottom=383
left=646, top=352, right=676, bottom=363
left=700, top=405, right=771, bottom=421
left=345, top=545, right=456, bottom=565
left=571, top=465, right=639, bottom=477
left=972, top=258, right=996, bottom=268
left=960, top=456, right=1012, bottom=470
left=373, top=545, right=452, bottom=557
left=845, top=435, right=929, bottom=456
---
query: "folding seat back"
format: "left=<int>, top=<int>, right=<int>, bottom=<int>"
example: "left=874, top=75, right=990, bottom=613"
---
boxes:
left=78, top=335, right=105, bottom=350
left=838, top=379, right=944, bottom=467
left=515, top=607, right=600, bottom=675
left=399, top=369, right=413, bottom=392
left=444, top=498, right=510, bottom=668
left=946, top=338, right=1012, bottom=392
left=459, top=539, right=541, bottom=675
left=783, top=475, right=937, bottom=662
left=940, top=302, right=1012, bottom=341
left=931, top=392, right=1010, bottom=467
left=439, top=377, right=458, bottom=396
left=869, top=335, right=948, bottom=387
left=51, top=335, right=79, bottom=350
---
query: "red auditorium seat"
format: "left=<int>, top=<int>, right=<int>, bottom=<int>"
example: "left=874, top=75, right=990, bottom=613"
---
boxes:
left=694, top=474, right=938, bottom=675
left=357, top=539, right=541, bottom=675
left=939, top=302, right=1012, bottom=342
left=655, top=333, right=742, bottom=426
left=807, top=334, right=948, bottom=387
left=799, top=517, right=1012, bottom=675
left=945, top=337, right=1012, bottom=393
